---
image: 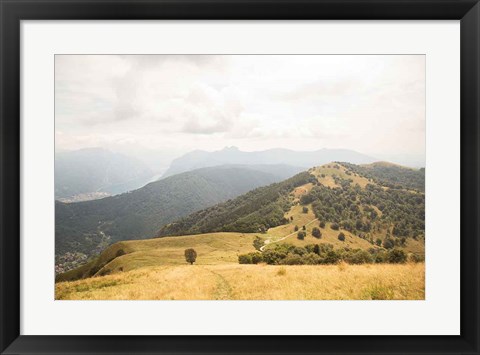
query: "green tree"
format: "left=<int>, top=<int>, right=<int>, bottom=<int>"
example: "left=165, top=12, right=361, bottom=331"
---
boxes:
left=331, top=223, right=339, bottom=231
left=338, top=232, right=346, bottom=242
left=302, top=225, right=306, bottom=231
left=302, top=206, right=309, bottom=214
left=319, top=221, right=326, bottom=228
left=184, top=248, right=197, bottom=265
left=387, top=249, right=407, bottom=263
left=297, top=231, right=306, bottom=240
left=294, top=225, right=299, bottom=232
left=312, top=227, right=322, bottom=238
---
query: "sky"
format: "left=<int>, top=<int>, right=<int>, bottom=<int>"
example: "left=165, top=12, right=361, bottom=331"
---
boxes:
left=55, top=55, right=425, bottom=169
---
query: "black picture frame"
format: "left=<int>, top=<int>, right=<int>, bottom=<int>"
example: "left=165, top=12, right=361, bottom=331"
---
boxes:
left=1, top=1, right=479, bottom=354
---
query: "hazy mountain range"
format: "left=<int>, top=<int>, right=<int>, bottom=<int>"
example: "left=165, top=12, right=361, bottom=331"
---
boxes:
left=162, top=146, right=377, bottom=177
left=55, top=146, right=377, bottom=201
left=55, top=148, right=154, bottom=201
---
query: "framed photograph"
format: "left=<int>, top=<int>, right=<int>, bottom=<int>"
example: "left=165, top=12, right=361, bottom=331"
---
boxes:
left=1, top=0, right=479, bottom=354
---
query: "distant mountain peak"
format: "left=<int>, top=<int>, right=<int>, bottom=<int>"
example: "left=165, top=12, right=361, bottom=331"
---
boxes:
left=221, top=146, right=240, bottom=151
left=162, top=147, right=376, bottom=178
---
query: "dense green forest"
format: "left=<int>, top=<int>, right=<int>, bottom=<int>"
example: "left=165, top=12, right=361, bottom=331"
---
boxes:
left=157, top=172, right=317, bottom=236
left=304, top=178, right=424, bottom=240
left=56, top=165, right=297, bottom=259
left=341, top=162, right=425, bottom=191
left=157, top=162, right=425, bottom=245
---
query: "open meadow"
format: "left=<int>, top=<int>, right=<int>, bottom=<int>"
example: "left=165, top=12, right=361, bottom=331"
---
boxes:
left=56, top=262, right=425, bottom=300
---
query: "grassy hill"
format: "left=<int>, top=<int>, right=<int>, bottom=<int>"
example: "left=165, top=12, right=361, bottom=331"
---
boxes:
left=55, top=164, right=301, bottom=261
left=158, top=162, right=425, bottom=247
left=56, top=227, right=424, bottom=300
left=56, top=161, right=425, bottom=300
left=56, top=263, right=424, bottom=300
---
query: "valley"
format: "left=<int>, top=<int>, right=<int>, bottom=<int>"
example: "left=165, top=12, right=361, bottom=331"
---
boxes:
left=55, top=164, right=302, bottom=271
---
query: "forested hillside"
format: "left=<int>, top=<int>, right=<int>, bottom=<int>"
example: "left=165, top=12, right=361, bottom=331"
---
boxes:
left=157, top=172, right=317, bottom=236
left=55, top=165, right=300, bottom=263
left=157, top=162, right=425, bottom=248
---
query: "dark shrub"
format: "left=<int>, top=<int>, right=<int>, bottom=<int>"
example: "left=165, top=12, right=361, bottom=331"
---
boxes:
left=303, top=252, right=322, bottom=265
left=297, top=231, right=306, bottom=240
left=382, top=238, right=395, bottom=249
left=302, top=207, right=309, bottom=214
left=294, top=225, right=299, bottom=232
left=338, top=232, right=346, bottom=242
left=322, top=250, right=341, bottom=264
left=115, top=249, right=126, bottom=257
left=312, top=227, right=322, bottom=238
left=319, top=221, right=326, bottom=228
left=251, top=252, right=264, bottom=264
left=346, top=250, right=373, bottom=264
left=331, top=223, right=340, bottom=230
left=293, top=247, right=307, bottom=256
left=387, top=249, right=407, bottom=263
left=372, top=250, right=388, bottom=263
left=263, top=250, right=286, bottom=265
left=238, top=254, right=252, bottom=264
left=279, top=253, right=305, bottom=265
left=409, top=253, right=425, bottom=263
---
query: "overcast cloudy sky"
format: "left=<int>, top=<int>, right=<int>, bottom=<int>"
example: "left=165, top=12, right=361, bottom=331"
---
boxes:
left=55, top=55, right=425, bottom=168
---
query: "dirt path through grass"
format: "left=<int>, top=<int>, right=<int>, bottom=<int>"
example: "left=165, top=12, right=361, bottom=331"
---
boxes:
left=201, top=266, right=233, bottom=300
left=260, top=218, right=318, bottom=251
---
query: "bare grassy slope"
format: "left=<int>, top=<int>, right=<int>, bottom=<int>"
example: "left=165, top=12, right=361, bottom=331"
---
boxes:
left=56, top=263, right=425, bottom=300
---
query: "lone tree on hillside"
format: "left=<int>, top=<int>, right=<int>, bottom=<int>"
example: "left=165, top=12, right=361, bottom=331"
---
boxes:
left=319, top=221, right=326, bottom=228
left=338, top=232, right=346, bottom=242
left=302, top=206, right=309, bottom=214
left=253, top=236, right=264, bottom=251
left=312, top=227, right=322, bottom=238
left=297, top=231, right=306, bottom=240
left=184, top=248, right=197, bottom=265
left=294, top=225, right=299, bottom=232
left=302, top=225, right=306, bottom=231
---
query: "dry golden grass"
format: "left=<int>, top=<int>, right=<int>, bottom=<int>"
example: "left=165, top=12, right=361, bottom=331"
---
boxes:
left=292, top=183, right=314, bottom=198
left=310, top=164, right=371, bottom=188
left=98, top=232, right=258, bottom=275
left=56, top=263, right=425, bottom=300
left=266, top=204, right=316, bottom=239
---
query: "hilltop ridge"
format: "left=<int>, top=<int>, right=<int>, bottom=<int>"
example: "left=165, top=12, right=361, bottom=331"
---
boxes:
left=163, top=147, right=377, bottom=177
